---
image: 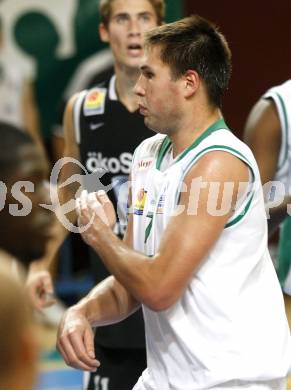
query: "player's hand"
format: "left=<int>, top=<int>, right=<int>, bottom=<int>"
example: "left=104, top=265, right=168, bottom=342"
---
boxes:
left=57, top=306, right=100, bottom=372
left=76, top=190, right=116, bottom=246
left=25, top=269, right=56, bottom=310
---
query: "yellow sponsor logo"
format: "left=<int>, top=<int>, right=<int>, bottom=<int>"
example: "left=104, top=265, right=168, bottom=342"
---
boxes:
left=84, top=88, right=106, bottom=115
left=134, top=188, right=147, bottom=215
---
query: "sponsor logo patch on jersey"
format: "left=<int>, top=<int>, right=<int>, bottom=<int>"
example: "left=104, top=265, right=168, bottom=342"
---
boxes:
left=134, top=188, right=147, bottom=215
left=85, top=152, right=132, bottom=174
left=156, top=194, right=165, bottom=214
left=84, top=88, right=106, bottom=116
left=137, top=157, right=153, bottom=171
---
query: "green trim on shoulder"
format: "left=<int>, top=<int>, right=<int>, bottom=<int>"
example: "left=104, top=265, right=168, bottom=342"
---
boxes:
left=156, top=118, right=229, bottom=170
left=275, top=92, right=289, bottom=170
left=183, top=144, right=252, bottom=177
left=225, top=193, right=254, bottom=228
left=176, top=144, right=255, bottom=228
left=156, top=137, right=172, bottom=170
left=177, top=118, right=229, bottom=162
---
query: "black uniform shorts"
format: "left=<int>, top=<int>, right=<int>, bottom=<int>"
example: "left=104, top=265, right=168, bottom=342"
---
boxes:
left=84, top=344, right=146, bottom=390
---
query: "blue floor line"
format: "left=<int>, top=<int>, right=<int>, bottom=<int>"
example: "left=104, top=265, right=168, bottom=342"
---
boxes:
left=37, top=369, right=83, bottom=390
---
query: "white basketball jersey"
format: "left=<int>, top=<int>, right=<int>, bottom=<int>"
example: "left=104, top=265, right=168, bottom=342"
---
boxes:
left=131, top=119, right=291, bottom=390
left=263, top=80, right=291, bottom=199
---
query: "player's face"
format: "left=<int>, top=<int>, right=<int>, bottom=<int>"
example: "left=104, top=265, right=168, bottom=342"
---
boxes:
left=100, top=0, right=158, bottom=70
left=0, top=145, right=54, bottom=266
left=134, top=46, right=184, bottom=134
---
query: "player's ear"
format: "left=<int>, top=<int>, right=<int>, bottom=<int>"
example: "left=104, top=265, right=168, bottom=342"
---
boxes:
left=183, top=70, right=200, bottom=98
left=99, top=23, right=109, bottom=43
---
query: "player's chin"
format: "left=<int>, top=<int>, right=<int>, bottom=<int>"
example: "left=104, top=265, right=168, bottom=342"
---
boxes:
left=125, top=58, right=142, bottom=70
left=144, top=118, right=159, bottom=134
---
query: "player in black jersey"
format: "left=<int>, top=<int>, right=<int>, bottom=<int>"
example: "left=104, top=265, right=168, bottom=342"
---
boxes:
left=57, top=1, right=165, bottom=389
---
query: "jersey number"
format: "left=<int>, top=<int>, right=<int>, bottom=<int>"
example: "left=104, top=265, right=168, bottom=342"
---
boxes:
left=94, top=375, right=109, bottom=390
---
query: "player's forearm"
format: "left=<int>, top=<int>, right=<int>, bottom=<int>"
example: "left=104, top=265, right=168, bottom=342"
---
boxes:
left=87, top=224, right=168, bottom=309
left=73, top=276, right=140, bottom=327
left=58, top=167, right=80, bottom=226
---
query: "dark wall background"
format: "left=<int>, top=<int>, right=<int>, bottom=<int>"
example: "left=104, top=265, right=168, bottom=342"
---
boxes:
left=185, top=1, right=291, bottom=138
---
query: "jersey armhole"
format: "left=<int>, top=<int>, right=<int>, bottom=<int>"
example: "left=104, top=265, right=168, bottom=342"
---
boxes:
left=175, top=145, right=256, bottom=228
left=72, top=90, right=88, bottom=144
left=264, top=92, right=288, bottom=170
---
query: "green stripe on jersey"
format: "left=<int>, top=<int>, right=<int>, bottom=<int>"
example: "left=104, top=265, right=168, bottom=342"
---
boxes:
left=156, top=118, right=230, bottom=170
left=175, top=145, right=254, bottom=228
left=275, top=92, right=289, bottom=170
left=144, top=214, right=154, bottom=244
left=225, top=193, right=254, bottom=228
left=156, top=137, right=172, bottom=170
left=177, top=119, right=229, bottom=162
left=182, top=145, right=253, bottom=178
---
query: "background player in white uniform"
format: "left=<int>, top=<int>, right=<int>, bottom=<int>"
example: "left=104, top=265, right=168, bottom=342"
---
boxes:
left=244, top=80, right=291, bottom=293
left=57, top=16, right=291, bottom=389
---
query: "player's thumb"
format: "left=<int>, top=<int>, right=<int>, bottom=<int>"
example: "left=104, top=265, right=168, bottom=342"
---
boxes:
left=97, top=190, right=116, bottom=228
left=84, top=327, right=95, bottom=360
left=97, top=190, right=110, bottom=204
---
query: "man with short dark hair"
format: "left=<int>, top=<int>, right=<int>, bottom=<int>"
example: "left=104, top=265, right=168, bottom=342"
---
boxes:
left=0, top=121, right=55, bottom=307
left=58, top=16, right=291, bottom=390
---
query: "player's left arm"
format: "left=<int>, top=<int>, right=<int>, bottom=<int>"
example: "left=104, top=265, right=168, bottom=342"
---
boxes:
left=78, top=151, right=249, bottom=311
left=243, top=98, right=287, bottom=235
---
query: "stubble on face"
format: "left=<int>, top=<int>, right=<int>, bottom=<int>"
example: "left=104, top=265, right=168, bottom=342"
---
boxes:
left=139, top=46, right=183, bottom=135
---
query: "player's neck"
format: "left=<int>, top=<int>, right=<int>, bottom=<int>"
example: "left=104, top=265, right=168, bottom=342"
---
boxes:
left=171, top=107, right=222, bottom=158
left=114, top=66, right=140, bottom=112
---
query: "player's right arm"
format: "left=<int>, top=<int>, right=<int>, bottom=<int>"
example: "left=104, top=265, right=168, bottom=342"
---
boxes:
left=244, top=97, right=290, bottom=236
left=56, top=212, right=140, bottom=371
left=45, top=93, right=83, bottom=253
left=57, top=93, right=83, bottom=224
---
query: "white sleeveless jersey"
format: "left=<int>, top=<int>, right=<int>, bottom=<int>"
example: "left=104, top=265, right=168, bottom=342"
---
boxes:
left=263, top=80, right=291, bottom=199
left=131, top=119, right=291, bottom=390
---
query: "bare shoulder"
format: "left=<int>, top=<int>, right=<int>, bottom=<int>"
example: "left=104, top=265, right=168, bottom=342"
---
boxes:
left=244, top=98, right=280, bottom=143
left=243, top=97, right=281, bottom=183
left=186, top=149, right=249, bottom=184
left=63, top=92, right=82, bottom=159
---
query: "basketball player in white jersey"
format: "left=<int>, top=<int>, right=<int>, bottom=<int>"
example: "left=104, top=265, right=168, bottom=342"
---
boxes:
left=244, top=80, right=291, bottom=294
left=57, top=16, right=291, bottom=389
